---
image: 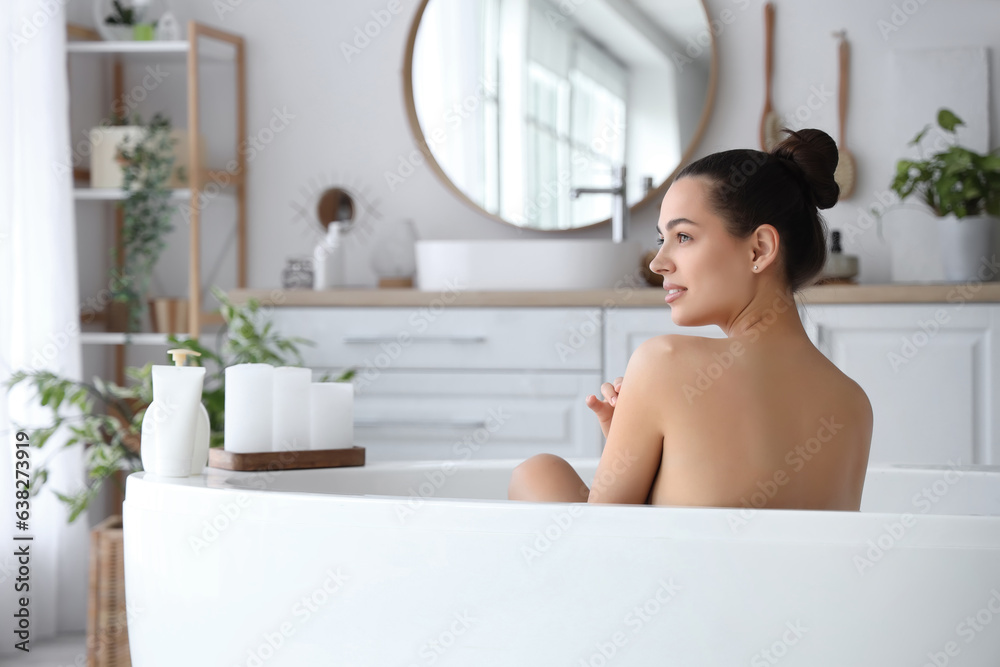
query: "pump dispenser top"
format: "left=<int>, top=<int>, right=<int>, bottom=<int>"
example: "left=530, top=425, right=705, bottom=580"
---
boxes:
left=168, top=348, right=200, bottom=366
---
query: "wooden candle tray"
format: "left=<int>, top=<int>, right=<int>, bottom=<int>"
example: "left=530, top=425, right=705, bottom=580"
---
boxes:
left=208, top=446, right=365, bottom=471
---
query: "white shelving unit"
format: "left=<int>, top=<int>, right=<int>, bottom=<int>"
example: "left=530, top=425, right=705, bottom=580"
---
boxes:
left=67, top=20, right=247, bottom=382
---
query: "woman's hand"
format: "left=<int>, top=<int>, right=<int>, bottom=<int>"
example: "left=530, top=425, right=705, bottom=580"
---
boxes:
left=585, top=376, right=624, bottom=439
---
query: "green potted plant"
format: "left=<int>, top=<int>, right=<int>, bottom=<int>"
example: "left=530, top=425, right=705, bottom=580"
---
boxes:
left=888, top=108, right=1000, bottom=282
left=111, top=112, right=184, bottom=333
left=5, top=287, right=354, bottom=523
left=89, top=111, right=193, bottom=333
left=98, top=0, right=157, bottom=41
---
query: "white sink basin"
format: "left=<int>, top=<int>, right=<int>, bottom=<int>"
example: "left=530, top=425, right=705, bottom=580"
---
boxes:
left=415, top=239, right=645, bottom=291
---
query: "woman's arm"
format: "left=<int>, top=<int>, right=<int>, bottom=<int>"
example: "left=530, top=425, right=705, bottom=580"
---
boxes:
left=588, top=337, right=667, bottom=504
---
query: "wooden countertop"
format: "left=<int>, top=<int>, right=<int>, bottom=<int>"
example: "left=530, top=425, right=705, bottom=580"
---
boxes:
left=229, top=282, right=1000, bottom=307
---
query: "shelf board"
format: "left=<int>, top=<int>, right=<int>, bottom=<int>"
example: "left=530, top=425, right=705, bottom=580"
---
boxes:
left=74, top=187, right=192, bottom=201
left=74, top=169, right=243, bottom=188
left=80, top=332, right=191, bottom=345
left=67, top=39, right=235, bottom=62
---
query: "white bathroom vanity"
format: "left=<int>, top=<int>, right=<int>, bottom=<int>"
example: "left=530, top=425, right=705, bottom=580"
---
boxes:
left=230, top=283, right=1000, bottom=466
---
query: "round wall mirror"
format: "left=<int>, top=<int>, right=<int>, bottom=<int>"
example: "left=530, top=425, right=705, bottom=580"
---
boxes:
left=404, top=0, right=717, bottom=231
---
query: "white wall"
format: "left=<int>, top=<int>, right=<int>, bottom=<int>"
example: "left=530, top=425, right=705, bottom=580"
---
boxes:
left=70, top=0, right=1000, bottom=289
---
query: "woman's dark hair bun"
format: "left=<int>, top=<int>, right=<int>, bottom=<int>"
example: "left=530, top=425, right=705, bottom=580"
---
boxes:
left=769, top=128, right=840, bottom=210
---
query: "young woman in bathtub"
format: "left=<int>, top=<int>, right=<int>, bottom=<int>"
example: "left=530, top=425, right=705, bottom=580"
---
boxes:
left=508, top=128, right=873, bottom=511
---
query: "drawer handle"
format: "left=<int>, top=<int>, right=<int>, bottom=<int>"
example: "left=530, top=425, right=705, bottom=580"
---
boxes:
left=355, top=418, right=488, bottom=429
left=342, top=335, right=487, bottom=344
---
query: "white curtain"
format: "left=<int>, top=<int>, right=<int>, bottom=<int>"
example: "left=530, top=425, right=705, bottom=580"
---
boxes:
left=0, top=0, right=89, bottom=656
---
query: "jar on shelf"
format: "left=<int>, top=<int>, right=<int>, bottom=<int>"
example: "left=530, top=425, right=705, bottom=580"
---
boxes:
left=281, top=256, right=314, bottom=290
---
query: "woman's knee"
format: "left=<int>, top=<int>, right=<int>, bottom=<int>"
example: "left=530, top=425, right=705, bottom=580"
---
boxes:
left=508, top=453, right=583, bottom=501
left=511, top=453, right=564, bottom=483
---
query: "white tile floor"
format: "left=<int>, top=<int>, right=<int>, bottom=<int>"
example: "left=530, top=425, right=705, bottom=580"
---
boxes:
left=4, top=632, right=87, bottom=666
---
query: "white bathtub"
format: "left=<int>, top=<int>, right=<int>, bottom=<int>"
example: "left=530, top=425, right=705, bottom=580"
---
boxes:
left=122, top=459, right=1000, bottom=666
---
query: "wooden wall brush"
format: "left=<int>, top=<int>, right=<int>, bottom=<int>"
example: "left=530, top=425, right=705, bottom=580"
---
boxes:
left=833, top=30, right=856, bottom=199
left=759, top=2, right=781, bottom=151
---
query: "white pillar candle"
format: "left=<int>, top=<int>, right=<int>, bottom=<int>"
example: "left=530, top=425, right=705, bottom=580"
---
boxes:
left=272, top=367, right=312, bottom=451
left=309, top=382, right=353, bottom=450
left=224, top=363, right=274, bottom=453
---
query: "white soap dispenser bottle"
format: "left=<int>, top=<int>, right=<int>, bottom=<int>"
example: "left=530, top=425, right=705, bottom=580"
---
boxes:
left=168, top=349, right=212, bottom=475
left=140, top=348, right=208, bottom=477
left=140, top=349, right=211, bottom=477
left=313, top=222, right=347, bottom=290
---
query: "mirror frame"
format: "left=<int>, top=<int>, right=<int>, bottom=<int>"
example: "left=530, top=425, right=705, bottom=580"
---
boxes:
left=402, top=0, right=718, bottom=232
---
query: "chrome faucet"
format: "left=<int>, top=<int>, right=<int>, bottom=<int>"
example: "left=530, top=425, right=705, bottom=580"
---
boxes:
left=571, top=164, right=629, bottom=243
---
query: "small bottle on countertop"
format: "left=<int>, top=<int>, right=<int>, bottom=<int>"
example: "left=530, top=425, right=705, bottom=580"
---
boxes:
left=820, top=229, right=859, bottom=282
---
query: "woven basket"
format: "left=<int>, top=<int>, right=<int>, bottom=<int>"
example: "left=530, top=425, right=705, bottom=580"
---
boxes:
left=87, top=515, right=131, bottom=666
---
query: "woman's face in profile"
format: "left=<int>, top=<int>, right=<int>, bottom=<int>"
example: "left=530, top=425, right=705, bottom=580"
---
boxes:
left=650, top=176, right=756, bottom=328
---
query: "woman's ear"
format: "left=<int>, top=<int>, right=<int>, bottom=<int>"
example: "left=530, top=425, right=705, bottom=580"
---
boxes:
left=750, top=224, right=781, bottom=271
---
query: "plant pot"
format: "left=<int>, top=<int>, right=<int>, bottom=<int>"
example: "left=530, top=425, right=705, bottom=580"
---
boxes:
left=99, top=24, right=135, bottom=41
left=88, top=126, right=204, bottom=190
left=938, top=214, right=998, bottom=282
left=132, top=23, right=155, bottom=40
left=148, top=297, right=189, bottom=334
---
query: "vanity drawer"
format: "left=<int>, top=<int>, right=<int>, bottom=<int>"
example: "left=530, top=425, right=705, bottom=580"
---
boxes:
left=346, top=371, right=604, bottom=461
left=272, top=307, right=602, bottom=371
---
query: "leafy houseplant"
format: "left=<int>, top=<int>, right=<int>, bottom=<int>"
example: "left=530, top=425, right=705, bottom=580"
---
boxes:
left=888, top=108, right=1000, bottom=282
left=6, top=287, right=354, bottom=523
left=102, top=0, right=157, bottom=41
left=111, top=112, right=184, bottom=333
left=890, top=109, right=1000, bottom=219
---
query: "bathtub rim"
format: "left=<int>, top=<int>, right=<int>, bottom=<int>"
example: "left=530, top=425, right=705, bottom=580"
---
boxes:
left=122, top=460, right=1000, bottom=551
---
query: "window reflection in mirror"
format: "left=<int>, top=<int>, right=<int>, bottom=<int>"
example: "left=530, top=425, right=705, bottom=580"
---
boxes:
left=408, top=0, right=714, bottom=230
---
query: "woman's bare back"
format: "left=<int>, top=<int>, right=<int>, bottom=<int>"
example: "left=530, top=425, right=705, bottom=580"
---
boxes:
left=645, top=334, right=873, bottom=511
